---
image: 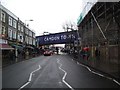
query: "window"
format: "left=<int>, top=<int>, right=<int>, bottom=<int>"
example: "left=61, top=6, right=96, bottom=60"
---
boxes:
left=21, top=26, right=24, bottom=32
left=2, top=26, right=6, bottom=34
left=27, top=30, right=29, bottom=35
left=13, top=30, right=16, bottom=39
left=29, top=31, right=32, bottom=37
left=25, top=36, right=28, bottom=44
left=29, top=31, right=30, bottom=36
left=19, top=33, right=23, bottom=42
left=1, top=11, right=6, bottom=22
left=25, top=28, right=29, bottom=35
left=33, top=39, right=36, bottom=45
left=29, top=37, right=32, bottom=45
left=9, top=16, right=12, bottom=26
left=20, top=36, right=22, bottom=39
left=21, top=36, right=23, bottom=42
left=13, top=19, right=17, bottom=28
left=18, top=23, right=21, bottom=30
left=8, top=28, right=12, bottom=40
left=33, top=33, right=35, bottom=38
left=18, top=33, right=20, bottom=41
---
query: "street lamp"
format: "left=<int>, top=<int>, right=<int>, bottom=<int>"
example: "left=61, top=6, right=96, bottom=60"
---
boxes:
left=25, top=19, right=34, bottom=27
left=66, top=27, right=81, bottom=56
left=42, top=31, right=51, bottom=49
left=15, top=19, right=33, bottom=58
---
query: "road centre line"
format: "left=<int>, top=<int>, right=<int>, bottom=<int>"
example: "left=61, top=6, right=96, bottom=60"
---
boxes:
left=57, top=59, right=74, bottom=90
left=18, top=65, right=41, bottom=90
left=72, top=59, right=74, bottom=61
left=76, top=61, right=120, bottom=86
left=77, top=62, right=79, bottom=65
left=29, top=65, right=41, bottom=82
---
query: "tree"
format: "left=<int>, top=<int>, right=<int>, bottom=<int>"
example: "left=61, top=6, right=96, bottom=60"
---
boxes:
left=62, top=21, right=78, bottom=32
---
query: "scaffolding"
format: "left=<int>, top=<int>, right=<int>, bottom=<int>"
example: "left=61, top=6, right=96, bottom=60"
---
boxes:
left=77, top=2, right=120, bottom=79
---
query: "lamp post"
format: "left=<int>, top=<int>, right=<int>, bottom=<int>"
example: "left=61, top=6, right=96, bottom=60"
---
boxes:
left=24, top=19, right=34, bottom=45
left=16, top=19, right=34, bottom=58
left=42, top=31, right=51, bottom=49
left=67, top=27, right=81, bottom=56
left=25, top=19, right=34, bottom=27
left=23, top=19, right=34, bottom=58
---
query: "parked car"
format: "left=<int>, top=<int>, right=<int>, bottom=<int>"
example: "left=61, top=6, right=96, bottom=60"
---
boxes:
left=32, top=52, right=37, bottom=57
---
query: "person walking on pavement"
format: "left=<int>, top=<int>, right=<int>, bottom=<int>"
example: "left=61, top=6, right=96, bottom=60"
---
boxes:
left=95, top=48, right=100, bottom=60
left=9, top=50, right=15, bottom=62
left=21, top=50, right=25, bottom=59
left=80, top=48, right=86, bottom=60
left=56, top=47, right=59, bottom=54
left=82, top=46, right=90, bottom=60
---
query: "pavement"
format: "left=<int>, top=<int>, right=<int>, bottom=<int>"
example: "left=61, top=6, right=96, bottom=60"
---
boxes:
left=71, top=53, right=120, bottom=83
left=2, top=54, right=39, bottom=68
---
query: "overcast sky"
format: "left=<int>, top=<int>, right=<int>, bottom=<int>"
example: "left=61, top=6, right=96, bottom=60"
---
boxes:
left=1, top=0, right=90, bottom=36
left=1, top=0, right=116, bottom=36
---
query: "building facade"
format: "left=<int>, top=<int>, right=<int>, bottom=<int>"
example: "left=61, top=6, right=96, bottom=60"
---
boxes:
left=0, top=4, right=36, bottom=58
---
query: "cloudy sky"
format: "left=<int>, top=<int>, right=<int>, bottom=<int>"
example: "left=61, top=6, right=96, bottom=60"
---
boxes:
left=1, top=0, right=91, bottom=36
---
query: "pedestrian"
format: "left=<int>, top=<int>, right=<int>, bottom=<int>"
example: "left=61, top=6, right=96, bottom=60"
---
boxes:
left=56, top=47, right=59, bottom=54
left=86, top=49, right=90, bottom=60
left=80, top=49, right=85, bottom=60
left=9, top=50, right=14, bottom=62
left=95, top=48, right=100, bottom=60
left=74, top=49, right=78, bottom=58
left=25, top=50, right=29, bottom=59
left=22, top=50, right=25, bottom=59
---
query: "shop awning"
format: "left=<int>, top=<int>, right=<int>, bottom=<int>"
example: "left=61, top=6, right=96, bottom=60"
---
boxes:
left=0, top=44, right=14, bottom=50
left=11, top=44, right=24, bottom=50
left=26, top=46, right=34, bottom=49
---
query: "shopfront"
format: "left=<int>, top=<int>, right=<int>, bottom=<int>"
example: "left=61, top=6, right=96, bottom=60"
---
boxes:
left=0, top=39, right=14, bottom=59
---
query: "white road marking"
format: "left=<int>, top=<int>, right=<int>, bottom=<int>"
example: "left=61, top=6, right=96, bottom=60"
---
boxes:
left=77, top=62, right=120, bottom=86
left=28, top=65, right=41, bottom=82
left=91, top=71, right=104, bottom=77
left=113, top=79, right=120, bottom=86
left=77, top=62, right=86, bottom=67
left=86, top=67, right=92, bottom=72
left=57, top=59, right=74, bottom=90
left=18, top=65, right=41, bottom=90
left=18, top=82, right=30, bottom=89
left=77, top=62, right=79, bottom=65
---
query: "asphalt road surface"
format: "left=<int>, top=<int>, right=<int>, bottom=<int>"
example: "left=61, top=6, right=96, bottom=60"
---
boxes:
left=2, top=53, right=120, bottom=89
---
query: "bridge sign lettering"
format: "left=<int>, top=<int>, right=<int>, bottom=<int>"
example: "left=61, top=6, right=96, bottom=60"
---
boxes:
left=36, top=31, right=78, bottom=45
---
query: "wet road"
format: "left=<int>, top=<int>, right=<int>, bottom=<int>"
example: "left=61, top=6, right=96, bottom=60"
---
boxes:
left=2, top=54, right=120, bottom=89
